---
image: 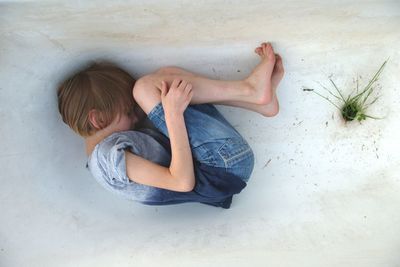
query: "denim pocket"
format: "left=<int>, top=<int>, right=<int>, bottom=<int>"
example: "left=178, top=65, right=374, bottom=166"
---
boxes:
left=193, top=142, right=222, bottom=167
left=193, top=138, right=255, bottom=182
left=217, top=138, right=254, bottom=182
left=218, top=138, right=253, bottom=168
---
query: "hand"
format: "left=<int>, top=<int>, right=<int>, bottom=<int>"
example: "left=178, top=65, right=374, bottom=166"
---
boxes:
left=160, top=78, right=193, bottom=116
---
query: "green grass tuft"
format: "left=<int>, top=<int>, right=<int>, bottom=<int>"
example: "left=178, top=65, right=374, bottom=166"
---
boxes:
left=303, top=59, right=388, bottom=122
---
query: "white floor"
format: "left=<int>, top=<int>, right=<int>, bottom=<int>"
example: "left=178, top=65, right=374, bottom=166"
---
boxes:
left=1, top=1, right=400, bottom=266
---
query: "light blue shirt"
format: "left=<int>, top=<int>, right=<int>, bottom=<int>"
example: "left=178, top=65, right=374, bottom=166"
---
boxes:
left=86, top=118, right=246, bottom=208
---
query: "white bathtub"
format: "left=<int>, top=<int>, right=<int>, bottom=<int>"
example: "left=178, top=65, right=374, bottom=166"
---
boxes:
left=1, top=1, right=400, bottom=266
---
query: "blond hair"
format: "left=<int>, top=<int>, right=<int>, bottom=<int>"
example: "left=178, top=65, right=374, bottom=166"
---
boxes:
left=57, top=62, right=135, bottom=137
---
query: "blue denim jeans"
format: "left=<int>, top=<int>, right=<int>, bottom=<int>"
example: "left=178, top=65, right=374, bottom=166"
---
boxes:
left=147, top=102, right=254, bottom=183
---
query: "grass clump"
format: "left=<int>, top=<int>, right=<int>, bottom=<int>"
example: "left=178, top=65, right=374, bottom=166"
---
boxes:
left=303, top=60, right=388, bottom=122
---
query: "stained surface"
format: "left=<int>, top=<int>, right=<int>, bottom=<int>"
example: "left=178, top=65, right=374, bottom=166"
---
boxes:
left=1, top=1, right=400, bottom=266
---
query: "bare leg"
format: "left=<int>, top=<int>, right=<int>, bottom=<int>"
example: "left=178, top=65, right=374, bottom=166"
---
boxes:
left=133, top=42, right=278, bottom=115
left=153, top=50, right=284, bottom=117
left=215, top=54, right=284, bottom=117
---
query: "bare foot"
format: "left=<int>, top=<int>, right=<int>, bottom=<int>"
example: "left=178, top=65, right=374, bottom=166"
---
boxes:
left=245, top=42, right=276, bottom=104
left=254, top=53, right=284, bottom=117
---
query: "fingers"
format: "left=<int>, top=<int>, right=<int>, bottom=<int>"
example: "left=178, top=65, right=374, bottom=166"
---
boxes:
left=170, top=78, right=187, bottom=91
left=170, top=78, right=192, bottom=94
left=184, top=83, right=193, bottom=100
left=178, top=79, right=188, bottom=90
left=165, top=78, right=192, bottom=98
left=187, top=86, right=194, bottom=100
left=160, top=80, right=168, bottom=96
left=177, top=80, right=193, bottom=105
left=171, top=78, right=181, bottom=89
left=184, top=83, right=192, bottom=93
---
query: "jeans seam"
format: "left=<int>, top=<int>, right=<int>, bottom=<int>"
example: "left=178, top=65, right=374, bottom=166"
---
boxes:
left=148, top=105, right=166, bottom=130
left=220, top=146, right=252, bottom=168
left=148, top=103, right=163, bottom=120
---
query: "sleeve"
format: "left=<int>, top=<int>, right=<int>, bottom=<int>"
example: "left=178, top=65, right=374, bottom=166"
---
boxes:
left=97, top=134, right=136, bottom=189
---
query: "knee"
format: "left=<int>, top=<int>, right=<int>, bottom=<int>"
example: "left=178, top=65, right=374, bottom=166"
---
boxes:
left=132, top=75, right=156, bottom=101
left=132, top=75, right=161, bottom=113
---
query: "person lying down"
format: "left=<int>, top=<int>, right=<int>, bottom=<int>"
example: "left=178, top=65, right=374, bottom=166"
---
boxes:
left=57, top=42, right=284, bottom=208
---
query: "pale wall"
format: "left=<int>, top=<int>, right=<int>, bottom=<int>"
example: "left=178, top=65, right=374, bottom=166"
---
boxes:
left=1, top=1, right=400, bottom=266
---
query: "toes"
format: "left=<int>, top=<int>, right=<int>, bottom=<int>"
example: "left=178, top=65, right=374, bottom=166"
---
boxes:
left=255, top=47, right=262, bottom=56
left=276, top=54, right=284, bottom=70
left=256, top=43, right=275, bottom=58
left=275, top=54, right=281, bottom=64
left=273, top=55, right=279, bottom=71
left=261, top=43, right=267, bottom=54
left=261, top=42, right=275, bottom=60
left=260, top=43, right=268, bottom=55
left=266, top=43, right=275, bottom=57
left=273, top=53, right=283, bottom=70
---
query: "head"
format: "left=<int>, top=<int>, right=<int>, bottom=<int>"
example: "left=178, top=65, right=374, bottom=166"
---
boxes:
left=57, top=62, right=139, bottom=137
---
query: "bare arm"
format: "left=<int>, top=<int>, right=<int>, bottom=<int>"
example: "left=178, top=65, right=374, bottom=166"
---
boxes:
left=165, top=111, right=195, bottom=191
left=125, top=78, right=195, bottom=192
